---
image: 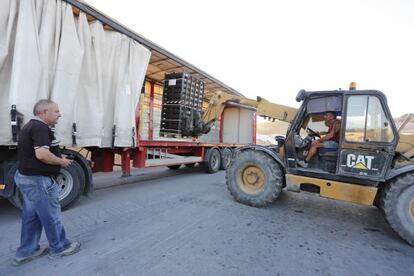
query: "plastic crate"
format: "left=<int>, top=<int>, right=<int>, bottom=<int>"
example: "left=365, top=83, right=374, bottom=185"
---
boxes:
left=160, top=72, right=204, bottom=136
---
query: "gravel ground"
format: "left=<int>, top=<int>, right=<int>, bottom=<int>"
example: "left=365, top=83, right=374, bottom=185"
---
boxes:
left=1, top=166, right=413, bottom=276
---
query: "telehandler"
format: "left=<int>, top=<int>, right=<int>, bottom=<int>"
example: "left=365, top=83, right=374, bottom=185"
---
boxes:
left=226, top=84, right=414, bottom=245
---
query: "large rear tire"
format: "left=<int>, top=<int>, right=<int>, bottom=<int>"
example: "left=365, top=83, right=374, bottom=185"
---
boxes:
left=381, top=172, right=414, bottom=246
left=204, top=148, right=221, bottom=174
left=226, top=149, right=283, bottom=207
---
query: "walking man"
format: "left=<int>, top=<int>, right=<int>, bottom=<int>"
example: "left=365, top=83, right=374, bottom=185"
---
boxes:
left=13, top=99, right=81, bottom=265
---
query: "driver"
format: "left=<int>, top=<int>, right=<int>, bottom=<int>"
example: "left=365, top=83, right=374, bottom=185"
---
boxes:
left=298, top=111, right=340, bottom=168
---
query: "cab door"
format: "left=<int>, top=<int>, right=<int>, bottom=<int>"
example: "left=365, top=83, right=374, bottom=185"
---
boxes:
left=337, top=92, right=399, bottom=181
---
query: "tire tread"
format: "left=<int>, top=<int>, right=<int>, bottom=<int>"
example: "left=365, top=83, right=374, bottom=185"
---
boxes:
left=381, top=172, right=414, bottom=245
left=226, top=150, right=283, bottom=207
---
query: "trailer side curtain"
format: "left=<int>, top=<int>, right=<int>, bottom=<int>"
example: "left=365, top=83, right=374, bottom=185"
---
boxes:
left=0, top=0, right=18, bottom=145
left=0, top=0, right=151, bottom=147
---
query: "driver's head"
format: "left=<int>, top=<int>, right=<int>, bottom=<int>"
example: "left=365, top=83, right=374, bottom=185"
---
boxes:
left=324, top=111, right=336, bottom=123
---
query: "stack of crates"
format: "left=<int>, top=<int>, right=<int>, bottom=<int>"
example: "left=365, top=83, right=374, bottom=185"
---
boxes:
left=160, top=72, right=204, bottom=136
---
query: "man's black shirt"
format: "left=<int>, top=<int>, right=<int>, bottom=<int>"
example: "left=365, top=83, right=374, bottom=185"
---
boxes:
left=17, top=119, right=61, bottom=177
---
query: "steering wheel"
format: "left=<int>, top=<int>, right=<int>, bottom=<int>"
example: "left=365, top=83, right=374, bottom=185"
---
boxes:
left=306, top=127, right=321, bottom=139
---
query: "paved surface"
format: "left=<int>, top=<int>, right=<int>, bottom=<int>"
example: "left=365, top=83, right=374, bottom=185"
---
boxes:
left=1, top=166, right=414, bottom=276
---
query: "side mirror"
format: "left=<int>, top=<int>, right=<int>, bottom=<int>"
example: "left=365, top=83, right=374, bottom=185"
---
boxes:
left=296, top=89, right=306, bottom=102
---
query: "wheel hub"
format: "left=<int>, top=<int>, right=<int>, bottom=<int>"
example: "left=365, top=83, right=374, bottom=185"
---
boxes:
left=240, top=165, right=266, bottom=195
left=212, top=155, right=218, bottom=167
left=55, top=169, right=73, bottom=201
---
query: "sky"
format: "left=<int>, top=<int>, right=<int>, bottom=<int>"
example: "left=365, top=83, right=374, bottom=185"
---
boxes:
left=86, top=0, right=414, bottom=117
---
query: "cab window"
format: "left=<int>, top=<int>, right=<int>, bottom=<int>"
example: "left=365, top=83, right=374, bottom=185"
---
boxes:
left=345, top=95, right=394, bottom=143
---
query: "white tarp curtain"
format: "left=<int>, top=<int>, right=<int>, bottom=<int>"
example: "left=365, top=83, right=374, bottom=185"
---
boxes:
left=0, top=0, right=151, bottom=147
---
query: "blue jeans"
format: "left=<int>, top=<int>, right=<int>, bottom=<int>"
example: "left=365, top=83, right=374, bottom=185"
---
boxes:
left=14, top=171, right=71, bottom=258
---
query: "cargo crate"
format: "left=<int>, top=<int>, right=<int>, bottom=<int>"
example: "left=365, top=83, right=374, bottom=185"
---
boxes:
left=161, top=72, right=204, bottom=135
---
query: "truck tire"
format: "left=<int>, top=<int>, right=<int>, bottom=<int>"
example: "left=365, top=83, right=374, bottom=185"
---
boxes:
left=204, top=148, right=221, bottom=174
left=56, top=161, right=85, bottom=210
left=8, top=161, right=85, bottom=210
left=4, top=162, right=22, bottom=208
left=226, top=149, right=283, bottom=207
left=220, top=148, right=232, bottom=170
left=61, top=149, right=93, bottom=196
left=167, top=165, right=181, bottom=170
left=381, top=172, right=414, bottom=245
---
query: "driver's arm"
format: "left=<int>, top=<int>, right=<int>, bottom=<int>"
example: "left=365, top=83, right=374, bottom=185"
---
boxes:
left=319, top=120, right=340, bottom=142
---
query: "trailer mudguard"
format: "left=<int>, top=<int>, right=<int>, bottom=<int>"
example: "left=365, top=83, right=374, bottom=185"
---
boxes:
left=386, top=164, right=414, bottom=181
left=235, top=145, right=286, bottom=172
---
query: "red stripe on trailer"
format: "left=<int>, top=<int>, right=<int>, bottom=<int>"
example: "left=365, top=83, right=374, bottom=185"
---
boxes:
left=168, top=148, right=199, bottom=154
left=149, top=82, right=155, bottom=141
left=138, top=140, right=243, bottom=148
left=135, top=99, right=141, bottom=145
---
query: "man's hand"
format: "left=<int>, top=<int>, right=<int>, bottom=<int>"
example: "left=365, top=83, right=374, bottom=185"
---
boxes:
left=60, top=158, right=73, bottom=168
left=35, top=147, right=72, bottom=167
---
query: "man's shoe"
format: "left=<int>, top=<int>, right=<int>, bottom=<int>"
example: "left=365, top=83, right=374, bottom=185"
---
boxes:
left=48, top=241, right=81, bottom=259
left=13, top=246, right=48, bottom=266
left=297, top=160, right=308, bottom=168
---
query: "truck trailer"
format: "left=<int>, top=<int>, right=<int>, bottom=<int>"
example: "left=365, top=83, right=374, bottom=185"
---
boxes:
left=0, top=0, right=290, bottom=209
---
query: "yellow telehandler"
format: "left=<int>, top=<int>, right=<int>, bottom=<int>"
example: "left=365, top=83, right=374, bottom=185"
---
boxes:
left=225, top=85, right=414, bottom=246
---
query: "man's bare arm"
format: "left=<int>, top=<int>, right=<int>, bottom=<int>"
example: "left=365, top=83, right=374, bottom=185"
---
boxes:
left=35, top=148, right=72, bottom=168
left=320, top=120, right=340, bottom=142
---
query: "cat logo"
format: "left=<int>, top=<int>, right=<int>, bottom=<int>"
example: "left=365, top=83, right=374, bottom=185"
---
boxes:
left=346, top=154, right=375, bottom=170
